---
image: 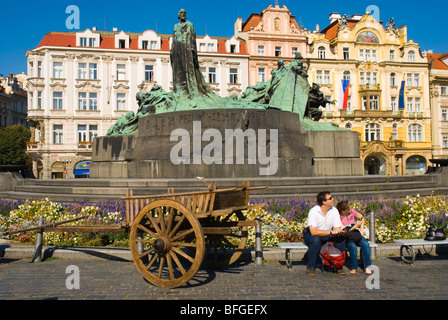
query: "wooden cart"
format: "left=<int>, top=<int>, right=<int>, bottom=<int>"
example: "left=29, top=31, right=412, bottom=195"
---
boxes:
left=2, top=181, right=265, bottom=288
left=122, top=181, right=265, bottom=288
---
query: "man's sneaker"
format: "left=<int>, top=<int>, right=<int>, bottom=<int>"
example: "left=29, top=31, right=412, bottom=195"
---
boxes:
left=306, top=268, right=316, bottom=276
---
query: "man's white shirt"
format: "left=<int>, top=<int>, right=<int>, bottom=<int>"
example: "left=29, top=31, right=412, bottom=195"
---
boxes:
left=307, top=205, right=342, bottom=231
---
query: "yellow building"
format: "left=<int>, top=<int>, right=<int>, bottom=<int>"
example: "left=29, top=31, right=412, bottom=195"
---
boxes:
left=307, top=13, right=432, bottom=175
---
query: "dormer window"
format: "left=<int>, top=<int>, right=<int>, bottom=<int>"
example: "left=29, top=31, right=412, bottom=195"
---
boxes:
left=197, top=35, right=217, bottom=53
left=318, top=46, right=326, bottom=59
left=76, top=29, right=100, bottom=47
left=115, top=31, right=130, bottom=49
left=138, top=30, right=161, bottom=50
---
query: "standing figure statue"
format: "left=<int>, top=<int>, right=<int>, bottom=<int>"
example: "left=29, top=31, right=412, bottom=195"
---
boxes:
left=170, top=9, right=215, bottom=99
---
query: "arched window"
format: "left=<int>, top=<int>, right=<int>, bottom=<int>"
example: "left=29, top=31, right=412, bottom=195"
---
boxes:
left=408, top=50, right=415, bottom=62
left=365, top=123, right=381, bottom=142
left=343, top=71, right=351, bottom=81
left=408, top=124, right=423, bottom=142
left=345, top=123, right=352, bottom=130
left=318, top=46, right=326, bottom=59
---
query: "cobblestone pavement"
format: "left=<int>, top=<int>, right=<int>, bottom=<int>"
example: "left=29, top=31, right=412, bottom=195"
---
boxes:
left=1, top=255, right=448, bottom=303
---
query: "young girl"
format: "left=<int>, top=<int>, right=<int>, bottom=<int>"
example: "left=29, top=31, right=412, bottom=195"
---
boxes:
left=336, top=200, right=372, bottom=275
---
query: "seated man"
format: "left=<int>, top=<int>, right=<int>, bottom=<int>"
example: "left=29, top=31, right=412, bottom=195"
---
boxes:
left=303, top=191, right=346, bottom=276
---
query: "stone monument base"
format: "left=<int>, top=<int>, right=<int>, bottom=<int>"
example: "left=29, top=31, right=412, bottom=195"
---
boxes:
left=90, top=109, right=362, bottom=178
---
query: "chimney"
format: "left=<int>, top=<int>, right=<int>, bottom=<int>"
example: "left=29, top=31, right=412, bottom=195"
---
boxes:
left=329, top=13, right=341, bottom=24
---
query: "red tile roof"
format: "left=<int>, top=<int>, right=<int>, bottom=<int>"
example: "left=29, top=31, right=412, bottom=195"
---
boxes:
left=427, top=53, right=448, bottom=70
left=35, top=31, right=247, bottom=55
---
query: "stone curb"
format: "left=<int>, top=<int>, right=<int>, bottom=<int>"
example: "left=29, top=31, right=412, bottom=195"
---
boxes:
left=0, top=243, right=409, bottom=262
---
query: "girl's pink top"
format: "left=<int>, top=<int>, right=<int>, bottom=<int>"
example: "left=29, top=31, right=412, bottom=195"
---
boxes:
left=340, top=209, right=359, bottom=226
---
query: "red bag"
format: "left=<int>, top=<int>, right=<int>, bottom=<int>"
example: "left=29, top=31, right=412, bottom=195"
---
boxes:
left=320, top=241, right=346, bottom=271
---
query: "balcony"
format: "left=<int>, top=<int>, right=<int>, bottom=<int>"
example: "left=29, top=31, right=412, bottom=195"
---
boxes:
left=359, top=83, right=381, bottom=92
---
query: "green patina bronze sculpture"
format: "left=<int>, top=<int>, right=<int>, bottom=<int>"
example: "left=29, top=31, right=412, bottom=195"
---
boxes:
left=107, top=9, right=341, bottom=136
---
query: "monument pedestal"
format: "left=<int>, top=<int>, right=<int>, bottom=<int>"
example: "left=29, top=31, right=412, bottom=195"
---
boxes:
left=90, top=109, right=362, bottom=178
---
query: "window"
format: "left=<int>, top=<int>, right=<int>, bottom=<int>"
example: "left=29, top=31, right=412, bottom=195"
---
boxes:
left=80, top=38, right=95, bottom=47
left=441, top=86, right=447, bottom=95
left=258, top=68, right=265, bottom=82
left=89, top=93, right=98, bottom=110
left=343, top=71, right=351, bottom=81
left=343, top=48, right=350, bottom=60
left=80, top=37, right=87, bottom=47
left=414, top=97, right=421, bottom=112
left=408, top=51, right=415, bottom=62
left=116, top=93, right=126, bottom=110
left=408, top=124, right=423, bottom=142
left=89, top=38, right=96, bottom=47
left=370, top=95, right=379, bottom=110
left=407, top=73, right=420, bottom=87
left=414, top=74, right=420, bottom=87
left=116, top=64, right=126, bottom=81
left=208, top=67, right=216, bottom=83
left=318, top=46, right=326, bottom=59
left=442, top=109, right=448, bottom=121
left=89, top=125, right=98, bottom=142
left=119, top=40, right=126, bottom=49
left=360, top=72, right=378, bottom=85
left=258, top=46, right=265, bottom=56
left=53, top=125, right=63, bottom=144
left=53, top=62, right=63, bottom=78
left=142, top=40, right=148, bottom=50
left=324, top=71, right=331, bottom=84
left=89, top=64, right=97, bottom=80
left=53, top=92, right=63, bottom=110
left=78, top=63, right=87, bottom=79
left=78, top=92, right=87, bottom=110
left=316, top=70, right=322, bottom=84
left=37, top=61, right=42, bottom=78
left=29, top=92, right=34, bottom=110
left=78, top=125, right=87, bottom=142
left=145, top=65, right=154, bottom=81
left=229, top=68, right=238, bottom=84
left=392, top=124, right=398, bottom=140
left=390, top=50, right=395, bottom=61
left=391, top=97, right=397, bottom=111
left=390, top=73, right=396, bottom=86
left=275, top=46, right=282, bottom=57
left=365, top=123, right=381, bottom=142
left=207, top=43, right=214, bottom=52
left=150, top=41, right=158, bottom=50
left=407, top=97, right=414, bottom=112
left=200, top=43, right=206, bottom=52
left=443, top=136, right=448, bottom=149
left=37, top=91, right=42, bottom=109
left=78, top=124, right=98, bottom=142
left=291, top=47, right=298, bottom=57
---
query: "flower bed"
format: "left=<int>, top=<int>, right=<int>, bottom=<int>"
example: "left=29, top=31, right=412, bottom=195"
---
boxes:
left=0, top=194, right=447, bottom=247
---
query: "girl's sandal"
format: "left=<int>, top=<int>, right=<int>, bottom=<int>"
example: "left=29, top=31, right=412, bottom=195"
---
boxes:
left=350, top=269, right=357, bottom=274
left=365, top=267, right=372, bottom=275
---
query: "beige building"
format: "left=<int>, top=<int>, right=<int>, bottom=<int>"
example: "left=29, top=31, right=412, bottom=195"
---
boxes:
left=26, top=28, right=250, bottom=179
left=428, top=53, right=448, bottom=160
left=306, top=12, right=432, bottom=175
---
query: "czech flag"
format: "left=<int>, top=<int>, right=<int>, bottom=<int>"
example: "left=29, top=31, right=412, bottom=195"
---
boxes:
left=339, top=79, right=350, bottom=110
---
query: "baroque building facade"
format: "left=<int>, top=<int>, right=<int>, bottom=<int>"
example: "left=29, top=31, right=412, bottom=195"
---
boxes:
left=306, top=12, right=432, bottom=175
left=26, top=28, right=250, bottom=179
left=428, top=53, right=448, bottom=160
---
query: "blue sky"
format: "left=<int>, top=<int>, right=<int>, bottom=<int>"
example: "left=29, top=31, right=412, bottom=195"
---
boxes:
left=1, top=0, right=446, bottom=76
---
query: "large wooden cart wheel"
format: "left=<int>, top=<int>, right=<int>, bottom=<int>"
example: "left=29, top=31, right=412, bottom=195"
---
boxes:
left=129, top=200, right=205, bottom=288
left=201, top=210, right=249, bottom=268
